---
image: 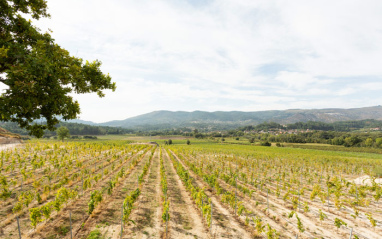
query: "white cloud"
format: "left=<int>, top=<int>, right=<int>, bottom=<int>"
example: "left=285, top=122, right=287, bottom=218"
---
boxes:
left=274, top=71, right=327, bottom=90
left=22, top=0, right=382, bottom=122
left=337, top=87, right=358, bottom=96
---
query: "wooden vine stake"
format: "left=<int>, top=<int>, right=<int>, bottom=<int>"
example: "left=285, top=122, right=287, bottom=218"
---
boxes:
left=327, top=186, right=330, bottom=211
left=267, top=189, right=269, bottom=214
left=17, top=216, right=21, bottom=239
left=298, top=191, right=301, bottom=212
left=166, top=204, right=169, bottom=239
left=70, top=211, right=73, bottom=239
left=235, top=177, right=237, bottom=215
left=210, top=201, right=213, bottom=238
left=120, top=203, right=124, bottom=239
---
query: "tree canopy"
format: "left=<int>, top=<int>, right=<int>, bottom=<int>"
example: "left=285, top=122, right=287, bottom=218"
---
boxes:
left=56, top=126, right=70, bottom=141
left=0, top=0, right=116, bottom=137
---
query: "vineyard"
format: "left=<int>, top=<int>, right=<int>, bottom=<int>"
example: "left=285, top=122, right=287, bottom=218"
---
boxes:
left=0, top=141, right=382, bottom=238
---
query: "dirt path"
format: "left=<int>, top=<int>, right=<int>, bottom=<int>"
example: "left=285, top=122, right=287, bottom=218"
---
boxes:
left=169, top=150, right=253, bottom=239
left=163, top=150, right=209, bottom=239
left=124, top=149, right=161, bottom=239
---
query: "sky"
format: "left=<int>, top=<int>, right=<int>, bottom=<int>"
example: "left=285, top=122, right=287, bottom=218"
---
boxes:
left=25, top=0, right=382, bottom=122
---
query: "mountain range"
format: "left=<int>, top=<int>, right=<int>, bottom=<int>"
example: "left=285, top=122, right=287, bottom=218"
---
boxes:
left=71, top=105, right=382, bottom=131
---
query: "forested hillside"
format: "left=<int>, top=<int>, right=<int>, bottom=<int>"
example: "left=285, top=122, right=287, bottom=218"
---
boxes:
left=100, top=106, right=382, bottom=131
left=0, top=122, right=130, bottom=136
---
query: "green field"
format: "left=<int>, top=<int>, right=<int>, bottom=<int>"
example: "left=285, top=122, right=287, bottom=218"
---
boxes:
left=3, top=138, right=381, bottom=238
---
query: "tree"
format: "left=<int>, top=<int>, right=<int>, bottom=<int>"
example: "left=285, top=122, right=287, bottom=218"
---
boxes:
left=260, top=141, right=272, bottom=146
left=0, top=0, right=116, bottom=137
left=344, top=136, right=361, bottom=147
left=376, top=138, right=382, bottom=148
left=186, top=139, right=190, bottom=145
left=57, top=126, right=70, bottom=141
left=365, top=138, right=374, bottom=147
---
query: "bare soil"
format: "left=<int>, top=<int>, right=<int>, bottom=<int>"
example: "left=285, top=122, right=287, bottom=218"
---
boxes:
left=163, top=150, right=209, bottom=239
left=124, top=149, right=162, bottom=238
left=169, top=150, right=254, bottom=239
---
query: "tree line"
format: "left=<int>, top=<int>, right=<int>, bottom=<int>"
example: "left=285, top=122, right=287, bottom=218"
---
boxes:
left=0, top=122, right=130, bottom=137
left=247, top=131, right=382, bottom=148
left=238, top=119, right=382, bottom=132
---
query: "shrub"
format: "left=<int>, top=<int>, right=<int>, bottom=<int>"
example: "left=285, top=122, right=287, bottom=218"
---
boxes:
left=260, top=141, right=271, bottom=146
left=84, top=136, right=97, bottom=139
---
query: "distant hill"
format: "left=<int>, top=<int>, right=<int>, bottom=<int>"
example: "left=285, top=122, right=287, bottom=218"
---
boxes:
left=99, top=106, right=382, bottom=131
left=3, top=106, right=382, bottom=134
left=66, top=119, right=98, bottom=125
left=239, top=119, right=382, bottom=132
left=0, top=121, right=130, bottom=136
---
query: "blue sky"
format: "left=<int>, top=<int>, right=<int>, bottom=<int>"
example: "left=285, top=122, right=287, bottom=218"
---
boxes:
left=23, top=0, right=382, bottom=122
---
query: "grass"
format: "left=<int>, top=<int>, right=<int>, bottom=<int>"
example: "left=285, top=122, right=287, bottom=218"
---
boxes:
left=96, top=134, right=136, bottom=140
left=372, top=165, right=382, bottom=177
left=184, top=225, right=193, bottom=230
left=184, top=141, right=382, bottom=160
left=30, top=136, right=382, bottom=171
left=168, top=140, right=382, bottom=178
left=285, top=143, right=382, bottom=154
left=57, top=225, right=70, bottom=236
left=87, top=229, right=104, bottom=239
